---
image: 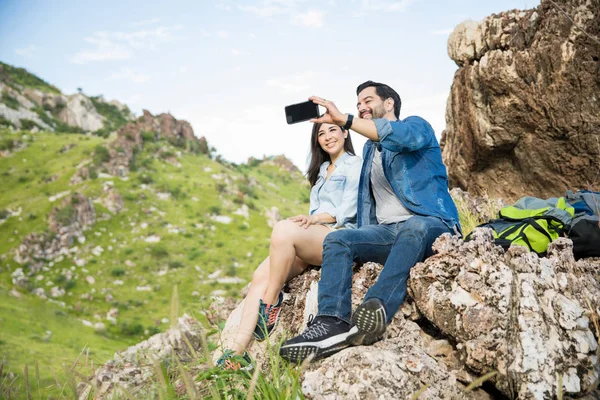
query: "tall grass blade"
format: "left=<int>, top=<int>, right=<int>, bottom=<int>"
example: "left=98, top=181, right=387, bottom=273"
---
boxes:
left=177, top=359, right=198, bottom=399
left=50, top=364, right=62, bottom=390
left=171, top=285, right=179, bottom=329
left=411, top=384, right=430, bottom=400
left=34, top=359, right=41, bottom=398
left=246, top=360, right=261, bottom=400
left=557, top=373, right=563, bottom=400
left=23, top=364, right=32, bottom=400
left=465, top=371, right=497, bottom=392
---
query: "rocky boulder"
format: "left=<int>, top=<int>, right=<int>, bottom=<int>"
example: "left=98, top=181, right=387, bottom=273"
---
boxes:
left=441, top=0, right=600, bottom=201
left=410, top=230, right=600, bottom=399
left=14, top=193, right=95, bottom=272
left=78, top=314, right=205, bottom=399
left=58, top=93, right=105, bottom=132
left=216, top=263, right=492, bottom=400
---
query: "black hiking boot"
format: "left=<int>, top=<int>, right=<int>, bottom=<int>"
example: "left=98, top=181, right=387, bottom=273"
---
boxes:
left=279, top=315, right=351, bottom=363
left=347, top=298, right=387, bottom=346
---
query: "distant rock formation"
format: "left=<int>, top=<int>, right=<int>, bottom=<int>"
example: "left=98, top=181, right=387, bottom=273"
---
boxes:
left=442, top=0, right=600, bottom=201
left=96, top=109, right=209, bottom=177
left=14, top=193, right=95, bottom=273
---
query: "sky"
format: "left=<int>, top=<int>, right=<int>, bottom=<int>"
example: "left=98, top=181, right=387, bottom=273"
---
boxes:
left=0, top=0, right=540, bottom=171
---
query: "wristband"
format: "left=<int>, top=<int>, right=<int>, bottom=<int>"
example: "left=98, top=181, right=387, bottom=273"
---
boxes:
left=343, top=114, right=354, bottom=130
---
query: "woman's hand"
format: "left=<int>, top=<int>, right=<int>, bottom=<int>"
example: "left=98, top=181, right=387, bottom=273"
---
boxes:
left=288, top=214, right=315, bottom=229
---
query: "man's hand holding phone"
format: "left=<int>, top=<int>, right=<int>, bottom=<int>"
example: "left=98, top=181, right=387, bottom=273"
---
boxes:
left=308, top=96, right=348, bottom=127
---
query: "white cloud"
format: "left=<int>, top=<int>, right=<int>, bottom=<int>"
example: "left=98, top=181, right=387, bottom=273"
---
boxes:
left=291, top=11, right=325, bottom=28
left=15, top=45, right=38, bottom=59
left=70, top=25, right=183, bottom=64
left=217, top=31, right=229, bottom=39
left=131, top=18, right=160, bottom=27
left=108, top=68, right=150, bottom=84
left=267, top=71, right=316, bottom=94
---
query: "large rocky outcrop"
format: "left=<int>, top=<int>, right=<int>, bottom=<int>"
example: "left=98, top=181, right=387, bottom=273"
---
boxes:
left=441, top=0, right=600, bottom=201
left=410, top=231, right=600, bottom=399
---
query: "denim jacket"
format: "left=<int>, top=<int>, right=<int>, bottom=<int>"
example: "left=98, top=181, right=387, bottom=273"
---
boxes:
left=310, top=152, right=362, bottom=229
left=357, top=116, right=460, bottom=233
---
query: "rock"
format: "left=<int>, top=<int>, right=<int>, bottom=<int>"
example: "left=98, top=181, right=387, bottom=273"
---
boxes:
left=216, top=263, right=489, bottom=399
left=442, top=1, right=600, bottom=201
left=210, top=215, right=232, bottom=224
left=57, top=93, right=105, bottom=132
left=101, top=188, right=123, bottom=214
left=409, top=231, right=600, bottom=399
left=264, top=206, right=281, bottom=228
left=86, top=276, right=95, bottom=285
left=83, top=314, right=205, bottom=400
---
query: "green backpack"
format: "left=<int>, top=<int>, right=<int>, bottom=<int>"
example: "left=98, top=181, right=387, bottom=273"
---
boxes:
left=467, top=197, right=574, bottom=255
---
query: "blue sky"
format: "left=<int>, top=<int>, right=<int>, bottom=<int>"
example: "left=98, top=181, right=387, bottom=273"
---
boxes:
left=0, top=0, right=540, bottom=169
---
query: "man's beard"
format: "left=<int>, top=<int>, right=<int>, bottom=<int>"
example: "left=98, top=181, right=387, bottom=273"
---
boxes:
left=370, top=104, right=386, bottom=119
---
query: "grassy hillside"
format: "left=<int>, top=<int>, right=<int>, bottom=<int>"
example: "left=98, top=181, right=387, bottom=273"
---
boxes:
left=0, top=128, right=309, bottom=398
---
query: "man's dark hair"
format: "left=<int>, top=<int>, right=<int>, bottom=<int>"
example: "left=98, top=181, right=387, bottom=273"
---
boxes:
left=356, top=80, right=401, bottom=118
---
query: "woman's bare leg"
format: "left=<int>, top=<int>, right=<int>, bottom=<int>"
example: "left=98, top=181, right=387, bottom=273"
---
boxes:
left=230, top=257, right=270, bottom=355
left=263, top=221, right=331, bottom=304
left=230, top=252, right=310, bottom=355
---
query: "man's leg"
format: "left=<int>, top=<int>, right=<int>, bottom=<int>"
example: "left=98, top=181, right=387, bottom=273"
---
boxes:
left=279, top=224, right=396, bottom=363
left=317, top=224, right=397, bottom=322
left=349, top=216, right=451, bottom=345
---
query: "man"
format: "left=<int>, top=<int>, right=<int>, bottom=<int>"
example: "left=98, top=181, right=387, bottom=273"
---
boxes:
left=279, top=81, right=460, bottom=363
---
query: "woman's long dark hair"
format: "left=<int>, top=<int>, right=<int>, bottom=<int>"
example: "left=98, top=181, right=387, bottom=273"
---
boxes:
left=306, top=122, right=355, bottom=187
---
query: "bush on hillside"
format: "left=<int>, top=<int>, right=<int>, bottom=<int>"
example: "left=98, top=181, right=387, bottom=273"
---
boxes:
left=2, top=90, right=20, bottom=110
left=19, top=119, right=41, bottom=130
left=55, top=205, right=76, bottom=226
left=93, top=145, right=111, bottom=165
left=141, top=130, right=157, bottom=142
left=0, top=137, right=15, bottom=151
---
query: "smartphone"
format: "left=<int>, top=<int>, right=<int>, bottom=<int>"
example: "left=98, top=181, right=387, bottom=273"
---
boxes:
left=284, top=101, right=320, bottom=124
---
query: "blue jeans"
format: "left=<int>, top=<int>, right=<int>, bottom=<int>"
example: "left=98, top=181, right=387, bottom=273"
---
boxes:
left=317, top=216, right=452, bottom=324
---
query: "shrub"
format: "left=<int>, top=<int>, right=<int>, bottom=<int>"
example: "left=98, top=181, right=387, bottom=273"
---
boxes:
left=89, top=168, right=98, bottom=179
left=138, top=174, right=154, bottom=184
left=120, top=321, right=144, bottom=336
left=150, top=245, right=169, bottom=259
left=0, top=115, right=15, bottom=128
left=208, top=205, right=221, bottom=214
left=19, top=119, right=41, bottom=130
left=111, top=268, right=126, bottom=277
left=55, top=205, right=76, bottom=226
left=0, top=209, right=9, bottom=219
left=2, top=90, right=20, bottom=110
left=141, top=130, right=156, bottom=142
left=93, top=145, right=111, bottom=165
left=0, top=138, right=14, bottom=151
left=168, top=260, right=184, bottom=269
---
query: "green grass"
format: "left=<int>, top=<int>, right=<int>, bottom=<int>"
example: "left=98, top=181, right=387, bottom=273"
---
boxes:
left=0, top=62, right=61, bottom=94
left=0, top=128, right=309, bottom=398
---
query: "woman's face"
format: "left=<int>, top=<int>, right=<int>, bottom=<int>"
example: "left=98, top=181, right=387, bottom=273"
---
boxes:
left=317, top=123, right=346, bottom=158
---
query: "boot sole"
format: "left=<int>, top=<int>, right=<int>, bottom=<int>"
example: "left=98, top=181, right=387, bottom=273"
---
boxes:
left=347, top=300, right=386, bottom=346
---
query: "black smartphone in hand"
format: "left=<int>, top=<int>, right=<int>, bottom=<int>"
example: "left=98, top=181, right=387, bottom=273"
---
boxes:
left=284, top=101, right=320, bottom=124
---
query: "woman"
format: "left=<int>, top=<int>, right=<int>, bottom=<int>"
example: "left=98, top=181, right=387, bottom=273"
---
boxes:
left=217, top=122, right=362, bottom=370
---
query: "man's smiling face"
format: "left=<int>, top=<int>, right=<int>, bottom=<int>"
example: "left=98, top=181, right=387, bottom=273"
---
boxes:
left=356, top=86, right=386, bottom=120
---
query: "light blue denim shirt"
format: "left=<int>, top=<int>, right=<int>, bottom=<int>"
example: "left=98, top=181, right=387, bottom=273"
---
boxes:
left=309, top=152, right=362, bottom=229
left=357, top=116, right=460, bottom=233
